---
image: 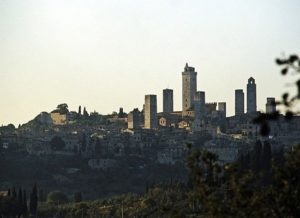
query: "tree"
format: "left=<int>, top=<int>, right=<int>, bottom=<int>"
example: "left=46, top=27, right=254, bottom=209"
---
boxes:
left=185, top=54, right=300, bottom=217
left=78, top=105, right=82, bottom=115
left=23, top=190, right=28, bottom=217
left=50, top=136, right=66, bottom=151
left=47, top=191, right=68, bottom=204
left=83, top=107, right=89, bottom=118
left=29, top=184, right=38, bottom=215
left=74, top=192, right=82, bottom=203
left=12, top=187, right=17, bottom=199
left=56, top=103, right=69, bottom=114
left=18, top=188, right=23, bottom=216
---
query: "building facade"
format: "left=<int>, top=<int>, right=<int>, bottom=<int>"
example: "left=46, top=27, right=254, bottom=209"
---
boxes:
left=163, top=89, right=174, bottom=113
left=218, top=102, right=226, bottom=118
left=144, top=95, right=157, bottom=129
left=266, top=97, right=276, bottom=114
left=128, top=108, right=140, bottom=129
left=235, top=89, right=244, bottom=116
left=182, top=63, right=197, bottom=113
left=247, top=77, right=257, bottom=113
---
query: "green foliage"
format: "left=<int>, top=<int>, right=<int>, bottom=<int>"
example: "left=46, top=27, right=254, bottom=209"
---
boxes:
left=47, top=191, right=68, bottom=204
left=56, top=103, right=69, bottom=114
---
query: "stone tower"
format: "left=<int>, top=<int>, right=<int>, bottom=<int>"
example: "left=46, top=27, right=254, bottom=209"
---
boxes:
left=144, top=95, right=157, bottom=129
left=182, top=63, right=197, bottom=113
left=247, top=77, right=257, bottom=114
left=218, top=102, right=226, bottom=118
left=266, top=97, right=276, bottom=114
left=235, top=89, right=244, bottom=116
left=128, top=108, right=140, bottom=129
left=194, top=91, right=206, bottom=119
left=163, top=89, right=173, bottom=113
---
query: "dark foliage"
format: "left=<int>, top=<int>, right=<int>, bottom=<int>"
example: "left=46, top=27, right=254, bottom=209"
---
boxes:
left=29, top=183, right=38, bottom=215
left=50, top=136, right=66, bottom=151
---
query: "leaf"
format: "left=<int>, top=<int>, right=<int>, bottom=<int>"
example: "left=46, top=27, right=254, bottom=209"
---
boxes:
left=288, top=55, right=298, bottom=63
left=281, top=68, right=288, bottom=75
left=275, top=58, right=288, bottom=65
left=282, top=93, right=289, bottom=101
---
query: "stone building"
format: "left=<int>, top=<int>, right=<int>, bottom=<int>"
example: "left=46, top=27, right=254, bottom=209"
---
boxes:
left=144, top=95, right=157, bottom=129
left=50, top=112, right=67, bottom=125
left=266, top=97, right=276, bottom=114
left=128, top=108, right=140, bottom=129
left=247, top=77, right=257, bottom=113
left=235, top=89, right=244, bottom=116
left=205, top=103, right=217, bottom=116
left=163, top=89, right=174, bottom=113
left=195, top=91, right=206, bottom=119
left=182, top=63, right=197, bottom=113
left=218, top=102, right=226, bottom=118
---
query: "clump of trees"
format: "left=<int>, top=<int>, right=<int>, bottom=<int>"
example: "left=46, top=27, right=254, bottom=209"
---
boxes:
left=0, top=184, right=38, bottom=217
left=47, top=191, right=69, bottom=204
left=187, top=142, right=299, bottom=217
left=52, top=103, right=69, bottom=115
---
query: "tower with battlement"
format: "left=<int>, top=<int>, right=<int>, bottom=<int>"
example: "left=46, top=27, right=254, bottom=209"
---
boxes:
left=247, top=77, right=257, bottom=114
left=182, top=63, right=197, bottom=114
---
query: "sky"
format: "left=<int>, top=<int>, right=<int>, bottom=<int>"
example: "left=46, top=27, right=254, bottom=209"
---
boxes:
left=0, top=0, right=300, bottom=126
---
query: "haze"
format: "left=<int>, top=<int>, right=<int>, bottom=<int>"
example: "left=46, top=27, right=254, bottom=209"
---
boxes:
left=1, top=0, right=300, bottom=126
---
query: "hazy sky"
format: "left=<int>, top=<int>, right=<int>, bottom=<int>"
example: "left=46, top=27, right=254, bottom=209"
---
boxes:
left=1, top=0, right=300, bottom=126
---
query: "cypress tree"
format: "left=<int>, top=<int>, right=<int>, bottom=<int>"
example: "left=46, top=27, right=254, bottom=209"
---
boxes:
left=7, top=188, right=11, bottom=196
left=23, top=190, right=28, bottom=217
left=18, top=188, right=23, bottom=217
left=83, top=107, right=89, bottom=118
left=18, top=188, right=23, bottom=205
left=78, top=105, right=82, bottom=115
left=12, top=187, right=17, bottom=199
left=29, top=184, right=38, bottom=215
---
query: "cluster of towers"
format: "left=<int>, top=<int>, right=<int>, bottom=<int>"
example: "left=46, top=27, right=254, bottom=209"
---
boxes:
left=235, top=77, right=257, bottom=116
left=129, top=63, right=276, bottom=130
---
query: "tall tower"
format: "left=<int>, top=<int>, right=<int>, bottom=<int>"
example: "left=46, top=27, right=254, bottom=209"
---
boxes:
left=182, top=63, right=197, bottom=113
left=128, top=108, right=140, bottom=129
left=247, top=77, right=257, bottom=114
left=218, top=102, right=226, bottom=118
left=235, top=89, right=244, bottom=116
left=266, top=97, right=276, bottom=114
left=144, top=95, right=157, bottom=129
left=194, top=91, right=206, bottom=119
left=163, top=89, right=173, bottom=113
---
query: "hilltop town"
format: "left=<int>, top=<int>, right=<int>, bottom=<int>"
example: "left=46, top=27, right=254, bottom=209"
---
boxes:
left=1, top=63, right=299, bottom=199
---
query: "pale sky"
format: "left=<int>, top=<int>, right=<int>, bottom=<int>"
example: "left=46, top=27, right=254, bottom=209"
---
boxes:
left=1, top=0, right=300, bottom=126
